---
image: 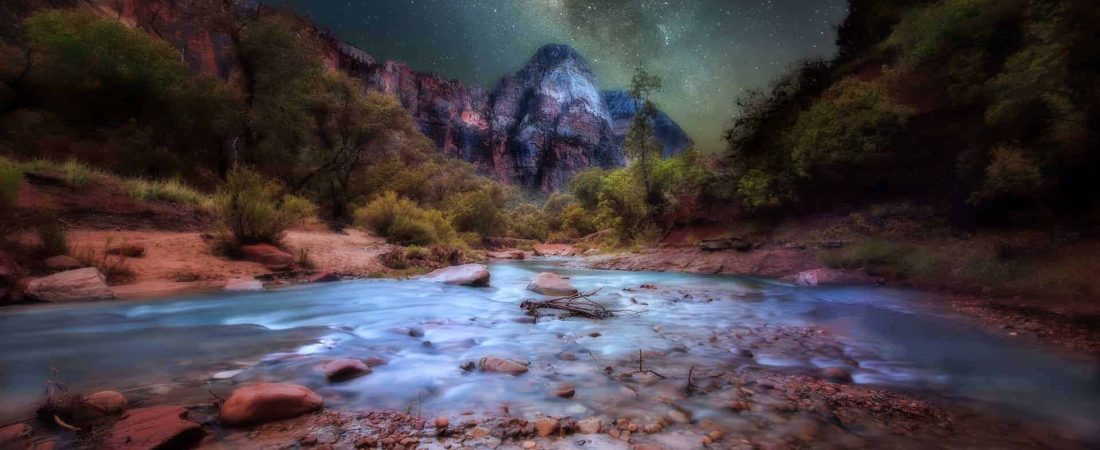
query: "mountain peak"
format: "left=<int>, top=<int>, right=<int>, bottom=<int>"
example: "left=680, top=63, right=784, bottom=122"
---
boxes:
left=522, top=43, right=592, bottom=75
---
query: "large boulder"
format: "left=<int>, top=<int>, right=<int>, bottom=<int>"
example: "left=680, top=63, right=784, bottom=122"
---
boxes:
left=479, top=356, right=529, bottom=376
left=526, top=272, right=578, bottom=296
left=239, top=244, right=294, bottom=271
left=44, top=255, right=83, bottom=271
left=25, top=267, right=115, bottom=302
left=423, top=264, right=490, bottom=287
left=106, top=405, right=203, bottom=450
left=218, top=382, right=323, bottom=426
left=533, top=244, right=576, bottom=257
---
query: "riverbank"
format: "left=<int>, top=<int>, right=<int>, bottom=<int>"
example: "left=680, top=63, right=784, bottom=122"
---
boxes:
left=578, top=242, right=1100, bottom=355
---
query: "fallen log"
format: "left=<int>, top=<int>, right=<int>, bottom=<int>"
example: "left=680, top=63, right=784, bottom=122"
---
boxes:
left=520, top=289, right=613, bottom=319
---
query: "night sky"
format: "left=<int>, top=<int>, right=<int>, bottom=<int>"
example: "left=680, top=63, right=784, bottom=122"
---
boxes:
left=275, top=0, right=848, bottom=152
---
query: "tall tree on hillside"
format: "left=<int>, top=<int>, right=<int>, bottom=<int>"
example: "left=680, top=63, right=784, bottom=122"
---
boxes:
left=624, top=68, right=663, bottom=214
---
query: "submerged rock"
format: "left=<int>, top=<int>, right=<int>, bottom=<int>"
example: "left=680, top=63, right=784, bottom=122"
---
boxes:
left=26, top=267, right=115, bottom=302
left=106, top=405, right=203, bottom=450
left=218, top=382, right=323, bottom=426
left=423, top=264, right=490, bottom=287
left=794, top=268, right=879, bottom=286
left=526, top=272, right=579, bottom=296
left=223, top=277, right=263, bottom=292
left=577, top=418, right=602, bottom=434
left=479, top=356, right=529, bottom=375
left=322, top=359, right=372, bottom=381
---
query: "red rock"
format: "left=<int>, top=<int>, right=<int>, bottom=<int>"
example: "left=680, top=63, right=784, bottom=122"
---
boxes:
left=85, top=390, right=127, bottom=416
left=218, top=383, right=323, bottom=426
left=0, top=423, right=30, bottom=448
left=526, top=272, right=579, bottom=296
left=423, top=264, right=490, bottom=287
left=534, top=418, right=559, bottom=437
left=0, top=250, right=21, bottom=286
left=25, top=268, right=115, bottom=302
left=822, top=367, right=854, bottom=383
left=486, top=250, right=525, bottom=260
left=321, top=359, right=371, bottom=381
left=43, top=255, right=83, bottom=271
left=308, top=272, right=340, bottom=283
left=533, top=244, right=576, bottom=257
left=239, top=244, right=295, bottom=271
left=479, top=356, right=528, bottom=375
left=106, top=405, right=203, bottom=450
left=553, top=383, right=576, bottom=398
left=223, top=278, right=263, bottom=292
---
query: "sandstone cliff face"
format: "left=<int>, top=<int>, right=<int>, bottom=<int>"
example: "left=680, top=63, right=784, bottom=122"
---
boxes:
left=86, top=1, right=692, bottom=191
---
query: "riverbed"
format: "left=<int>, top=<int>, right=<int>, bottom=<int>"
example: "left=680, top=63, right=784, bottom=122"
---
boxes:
left=0, top=261, right=1097, bottom=447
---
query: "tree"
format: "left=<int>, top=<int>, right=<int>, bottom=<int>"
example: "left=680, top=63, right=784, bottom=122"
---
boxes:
left=624, top=68, right=663, bottom=217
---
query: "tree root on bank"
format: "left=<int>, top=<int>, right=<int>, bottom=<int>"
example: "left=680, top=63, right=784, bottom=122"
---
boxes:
left=520, top=289, right=615, bottom=319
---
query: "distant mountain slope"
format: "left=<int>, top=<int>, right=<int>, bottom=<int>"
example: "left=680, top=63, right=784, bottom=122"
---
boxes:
left=71, top=1, right=693, bottom=191
left=602, top=90, right=694, bottom=158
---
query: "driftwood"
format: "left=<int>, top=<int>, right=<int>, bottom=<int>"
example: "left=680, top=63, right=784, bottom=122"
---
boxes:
left=520, top=289, right=613, bottom=319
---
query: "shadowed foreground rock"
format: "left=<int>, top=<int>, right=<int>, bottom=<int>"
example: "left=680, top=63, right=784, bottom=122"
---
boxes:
left=106, top=405, right=203, bottom=450
left=479, top=356, right=529, bottom=375
left=423, top=264, right=490, bottom=287
left=26, top=267, right=115, bottom=302
left=219, top=383, right=323, bottom=426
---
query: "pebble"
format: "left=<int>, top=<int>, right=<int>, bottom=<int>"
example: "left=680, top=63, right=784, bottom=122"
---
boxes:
left=558, top=351, right=578, bottom=361
left=577, top=418, right=602, bottom=434
left=534, top=418, right=559, bottom=437
left=643, top=423, right=662, bottom=434
left=434, top=417, right=448, bottom=429
left=522, top=441, right=537, bottom=449
left=666, top=409, right=691, bottom=424
left=468, top=427, right=491, bottom=439
left=553, top=383, right=576, bottom=398
left=822, top=367, right=853, bottom=383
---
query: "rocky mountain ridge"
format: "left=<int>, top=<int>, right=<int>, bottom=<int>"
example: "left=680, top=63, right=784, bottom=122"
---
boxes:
left=86, top=0, right=693, bottom=190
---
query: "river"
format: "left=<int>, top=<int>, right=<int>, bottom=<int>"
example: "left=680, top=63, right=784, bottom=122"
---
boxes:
left=0, top=261, right=1097, bottom=444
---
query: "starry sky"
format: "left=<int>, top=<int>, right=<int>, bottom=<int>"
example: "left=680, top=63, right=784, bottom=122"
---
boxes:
left=274, top=0, right=848, bottom=152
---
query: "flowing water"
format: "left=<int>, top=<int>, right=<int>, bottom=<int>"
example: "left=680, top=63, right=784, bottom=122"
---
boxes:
left=0, top=261, right=1097, bottom=440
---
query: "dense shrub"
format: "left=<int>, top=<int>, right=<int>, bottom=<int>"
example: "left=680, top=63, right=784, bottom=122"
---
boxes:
left=355, top=192, right=458, bottom=246
left=0, top=158, right=20, bottom=210
left=507, top=203, right=549, bottom=241
left=212, top=167, right=311, bottom=246
left=821, top=240, right=945, bottom=280
left=36, top=222, right=68, bottom=256
left=784, top=78, right=913, bottom=187
left=124, top=178, right=206, bottom=205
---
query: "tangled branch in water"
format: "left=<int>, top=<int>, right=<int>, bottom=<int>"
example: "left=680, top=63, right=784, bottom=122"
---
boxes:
left=520, top=289, right=614, bottom=319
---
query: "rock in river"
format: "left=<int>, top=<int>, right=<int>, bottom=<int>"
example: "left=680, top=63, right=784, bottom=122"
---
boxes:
left=223, top=277, right=263, bottom=292
left=526, top=272, right=579, bottom=296
left=86, top=390, right=128, bottom=416
left=25, top=267, right=115, bottom=302
left=423, top=264, right=490, bottom=287
left=106, top=405, right=203, bottom=450
left=218, top=382, right=323, bottom=426
left=322, top=359, right=372, bottom=381
left=479, top=356, right=529, bottom=375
